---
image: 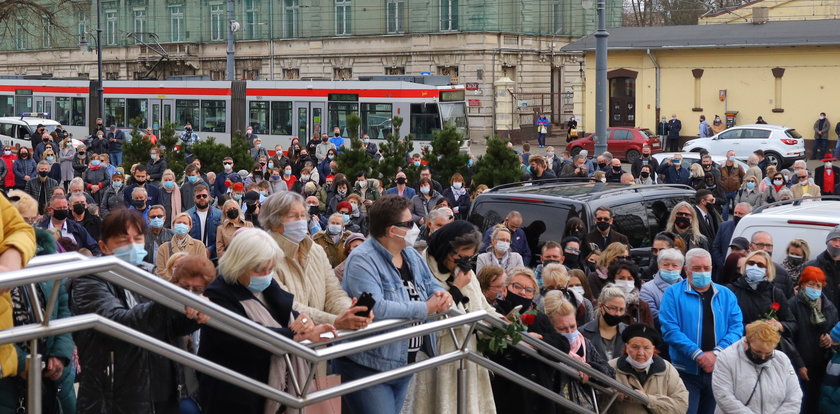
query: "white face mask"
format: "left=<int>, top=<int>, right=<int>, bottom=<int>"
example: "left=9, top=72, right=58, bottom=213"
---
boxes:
left=282, top=219, right=308, bottom=243
left=394, top=224, right=420, bottom=248
left=495, top=241, right=510, bottom=253
left=358, top=180, right=368, bottom=188
left=627, top=355, right=654, bottom=370
left=569, top=286, right=585, bottom=297
left=615, top=280, right=635, bottom=294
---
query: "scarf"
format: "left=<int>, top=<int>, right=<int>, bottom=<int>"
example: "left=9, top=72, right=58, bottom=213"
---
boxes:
left=568, top=331, right=587, bottom=363
left=169, top=183, right=183, bottom=217
left=450, top=185, right=467, bottom=198
left=801, top=290, right=827, bottom=326
left=596, top=268, right=608, bottom=280
left=173, top=234, right=190, bottom=251
left=772, top=183, right=784, bottom=193
left=490, top=249, right=511, bottom=269
left=782, top=257, right=804, bottom=283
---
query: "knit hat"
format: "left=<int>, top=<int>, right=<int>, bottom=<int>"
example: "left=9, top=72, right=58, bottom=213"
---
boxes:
left=827, top=225, right=840, bottom=243
left=336, top=201, right=352, bottom=213
left=799, top=266, right=826, bottom=286
left=231, top=182, right=245, bottom=192
left=344, top=232, right=365, bottom=250
left=621, top=323, right=662, bottom=347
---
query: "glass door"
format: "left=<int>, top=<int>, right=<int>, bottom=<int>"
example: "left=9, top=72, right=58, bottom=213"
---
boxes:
left=310, top=103, right=325, bottom=145
left=294, top=103, right=308, bottom=142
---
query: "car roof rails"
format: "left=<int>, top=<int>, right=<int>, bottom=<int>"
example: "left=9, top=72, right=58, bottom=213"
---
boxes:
left=488, top=177, right=591, bottom=192
left=586, top=184, right=695, bottom=201
left=751, top=195, right=840, bottom=214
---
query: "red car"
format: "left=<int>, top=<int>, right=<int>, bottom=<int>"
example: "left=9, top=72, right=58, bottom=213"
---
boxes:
left=565, top=127, right=662, bottom=164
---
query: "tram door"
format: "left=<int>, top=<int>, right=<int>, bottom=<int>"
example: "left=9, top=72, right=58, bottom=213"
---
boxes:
left=149, top=99, right=174, bottom=133
left=292, top=102, right=325, bottom=145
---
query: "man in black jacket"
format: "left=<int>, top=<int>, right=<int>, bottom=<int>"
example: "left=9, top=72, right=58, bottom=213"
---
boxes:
left=37, top=194, right=100, bottom=255
left=583, top=206, right=630, bottom=258
left=804, top=226, right=840, bottom=307
left=666, top=114, right=682, bottom=152
left=528, top=155, right=557, bottom=182
left=69, top=192, right=102, bottom=242
left=631, top=145, right=659, bottom=181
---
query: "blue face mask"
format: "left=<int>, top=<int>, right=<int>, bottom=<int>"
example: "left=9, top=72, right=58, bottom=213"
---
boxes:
left=468, top=159, right=474, bottom=167
left=173, top=223, right=190, bottom=236
left=746, top=182, right=756, bottom=190
left=113, top=181, right=123, bottom=189
left=805, top=286, right=822, bottom=301
left=247, top=271, right=274, bottom=294
left=744, top=265, right=766, bottom=284
left=267, top=162, right=274, bottom=169
left=149, top=217, right=165, bottom=229
left=560, top=331, right=579, bottom=345
left=342, top=214, right=350, bottom=225
left=163, top=181, right=175, bottom=190
left=413, top=161, right=421, bottom=167
left=691, top=271, right=713, bottom=288
left=91, top=160, right=101, bottom=166
left=659, top=269, right=682, bottom=284
left=187, top=175, right=198, bottom=183
left=233, top=193, right=243, bottom=201
left=112, top=242, right=147, bottom=265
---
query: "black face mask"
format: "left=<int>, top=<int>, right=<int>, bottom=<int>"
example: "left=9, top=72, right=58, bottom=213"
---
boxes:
left=322, top=138, right=328, bottom=143
left=505, top=291, right=533, bottom=312
left=226, top=209, right=239, bottom=219
left=20, top=153, right=28, bottom=159
left=564, top=253, right=580, bottom=268
left=135, top=179, right=146, bottom=186
left=642, top=153, right=650, bottom=158
left=38, top=171, right=48, bottom=178
left=674, top=216, right=691, bottom=229
left=454, top=255, right=473, bottom=273
left=613, top=167, right=622, bottom=173
left=542, top=259, right=560, bottom=267
left=602, top=311, right=623, bottom=327
left=596, top=221, right=610, bottom=232
left=186, top=128, right=192, bottom=132
left=703, top=164, right=712, bottom=170
left=73, top=204, right=86, bottom=215
left=745, top=347, right=771, bottom=365
left=334, top=133, right=340, bottom=137
left=733, top=216, right=742, bottom=226
left=132, top=199, right=146, bottom=210
left=640, top=171, right=650, bottom=179
left=52, top=209, right=69, bottom=221
left=396, top=177, right=407, bottom=185
left=598, top=163, right=607, bottom=169
left=43, top=138, right=50, bottom=142
left=308, top=206, right=320, bottom=216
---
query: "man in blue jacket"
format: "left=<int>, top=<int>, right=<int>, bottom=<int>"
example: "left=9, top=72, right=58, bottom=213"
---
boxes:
left=657, top=154, right=691, bottom=185
left=184, top=184, right=221, bottom=259
left=710, top=202, right=751, bottom=272
left=659, top=248, right=743, bottom=414
left=213, top=157, right=242, bottom=199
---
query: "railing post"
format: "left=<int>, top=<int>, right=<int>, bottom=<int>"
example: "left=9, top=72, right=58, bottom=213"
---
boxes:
left=457, top=359, right=467, bottom=414
left=27, top=342, right=41, bottom=414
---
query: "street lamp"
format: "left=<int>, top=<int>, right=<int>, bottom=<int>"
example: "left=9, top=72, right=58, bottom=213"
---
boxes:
left=582, top=0, right=608, bottom=156
left=79, top=0, right=105, bottom=129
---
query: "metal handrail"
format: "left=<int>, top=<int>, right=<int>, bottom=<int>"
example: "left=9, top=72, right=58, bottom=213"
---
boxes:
left=8, top=253, right=650, bottom=412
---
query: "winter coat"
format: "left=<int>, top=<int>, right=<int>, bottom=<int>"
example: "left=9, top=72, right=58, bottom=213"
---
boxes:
left=711, top=220, right=737, bottom=271
left=24, top=177, right=57, bottom=210
left=312, top=230, right=351, bottom=268
left=72, top=155, right=88, bottom=178
left=719, top=164, right=744, bottom=192
left=726, top=277, right=797, bottom=333
left=36, top=216, right=101, bottom=255
left=711, top=338, right=802, bottom=414
left=185, top=205, right=221, bottom=258
left=143, top=227, right=173, bottom=266
left=815, top=118, right=832, bottom=139
left=69, top=271, right=199, bottom=414
left=476, top=249, right=524, bottom=275
left=735, top=187, right=766, bottom=209
left=0, top=196, right=35, bottom=379
left=249, top=146, right=268, bottom=162
left=269, top=231, right=352, bottom=325
left=805, top=251, right=840, bottom=310
left=106, top=129, right=126, bottom=152
left=59, top=144, right=76, bottom=182
left=145, top=158, right=168, bottom=182
left=787, top=292, right=838, bottom=384
left=13, top=157, right=36, bottom=189
left=410, top=191, right=445, bottom=225
left=352, top=179, right=381, bottom=215
left=442, top=186, right=471, bottom=220
left=99, top=185, right=126, bottom=218
left=608, top=355, right=689, bottom=414
left=82, top=166, right=111, bottom=201
left=1, top=154, right=16, bottom=189
left=87, top=135, right=108, bottom=155
left=640, top=273, right=682, bottom=321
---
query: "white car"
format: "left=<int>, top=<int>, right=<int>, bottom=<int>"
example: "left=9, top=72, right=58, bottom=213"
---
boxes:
left=0, top=115, right=83, bottom=150
left=681, top=124, right=805, bottom=168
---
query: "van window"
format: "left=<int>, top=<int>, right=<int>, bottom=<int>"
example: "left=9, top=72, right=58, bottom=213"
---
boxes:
left=0, top=123, right=13, bottom=138
left=17, top=125, right=30, bottom=141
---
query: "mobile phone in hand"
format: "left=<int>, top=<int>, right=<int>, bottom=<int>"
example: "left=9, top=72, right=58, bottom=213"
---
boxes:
left=355, top=292, right=376, bottom=317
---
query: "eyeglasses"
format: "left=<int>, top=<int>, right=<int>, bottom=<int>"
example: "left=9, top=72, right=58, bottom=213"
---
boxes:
left=389, top=220, right=414, bottom=228
left=509, top=282, right=536, bottom=295
left=565, top=247, right=580, bottom=254
left=223, top=162, right=232, bottom=166
left=195, top=194, right=209, bottom=199
left=594, top=217, right=611, bottom=222
left=149, top=215, right=165, bottom=219
left=752, top=242, right=773, bottom=249
left=603, top=304, right=626, bottom=314
left=746, top=260, right=767, bottom=268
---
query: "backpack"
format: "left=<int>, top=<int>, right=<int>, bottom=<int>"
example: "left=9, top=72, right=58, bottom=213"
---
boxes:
left=704, top=123, right=714, bottom=137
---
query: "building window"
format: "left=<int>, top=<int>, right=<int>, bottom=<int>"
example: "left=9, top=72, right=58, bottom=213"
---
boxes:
left=387, top=0, right=404, bottom=34
left=210, top=4, right=225, bottom=41
left=106, top=72, right=120, bottom=80
left=244, top=0, right=259, bottom=40
left=335, top=0, right=351, bottom=36
left=385, top=67, right=405, bottom=75
left=284, top=0, right=300, bottom=38
left=438, top=66, right=459, bottom=84
left=440, top=0, right=459, bottom=31
left=105, top=10, right=118, bottom=45
left=334, top=68, right=352, bottom=80
left=78, top=11, right=88, bottom=44
left=201, top=100, right=226, bottom=132
left=210, top=70, right=225, bottom=80
left=42, top=17, right=52, bottom=49
left=553, top=2, right=567, bottom=34
left=134, top=8, right=146, bottom=43
left=283, top=68, right=300, bottom=80
left=170, top=5, right=185, bottom=42
left=15, top=19, right=26, bottom=50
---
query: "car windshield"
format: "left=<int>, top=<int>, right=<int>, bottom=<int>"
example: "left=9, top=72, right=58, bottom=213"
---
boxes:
left=785, top=129, right=802, bottom=139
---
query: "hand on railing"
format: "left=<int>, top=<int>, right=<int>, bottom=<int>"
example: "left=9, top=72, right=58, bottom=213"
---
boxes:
left=184, top=295, right=211, bottom=324
left=334, top=297, right=375, bottom=331
left=291, top=314, right=337, bottom=343
left=44, top=357, right=64, bottom=381
left=426, top=291, right=453, bottom=314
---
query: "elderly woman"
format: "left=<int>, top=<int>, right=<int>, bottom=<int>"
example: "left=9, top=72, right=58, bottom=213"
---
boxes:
left=215, top=199, right=253, bottom=258
left=476, top=225, right=524, bottom=275
left=43, top=148, right=61, bottom=182
left=538, top=262, right=595, bottom=326
left=158, top=169, right=182, bottom=227
left=81, top=153, right=110, bottom=204
left=198, top=228, right=336, bottom=414
left=640, top=248, right=685, bottom=322
left=155, top=212, right=207, bottom=277
left=664, top=201, right=710, bottom=251
left=312, top=212, right=352, bottom=268
left=787, top=266, right=839, bottom=412
left=781, top=238, right=809, bottom=283
left=412, top=220, right=500, bottom=414
left=726, top=250, right=796, bottom=332
left=712, top=320, right=802, bottom=413
left=736, top=175, right=766, bottom=209
left=494, top=266, right=540, bottom=315
left=609, top=324, right=689, bottom=414
left=259, top=191, right=370, bottom=330
left=587, top=241, right=629, bottom=299
left=477, top=265, right=507, bottom=307
left=580, top=284, right=628, bottom=361
left=99, top=171, right=126, bottom=218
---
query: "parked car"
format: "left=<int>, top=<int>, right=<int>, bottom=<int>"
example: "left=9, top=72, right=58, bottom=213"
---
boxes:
left=652, top=152, right=749, bottom=180
left=681, top=123, right=805, bottom=168
left=729, top=196, right=840, bottom=261
left=467, top=178, right=695, bottom=266
left=0, top=114, right=62, bottom=149
left=566, top=127, right=661, bottom=164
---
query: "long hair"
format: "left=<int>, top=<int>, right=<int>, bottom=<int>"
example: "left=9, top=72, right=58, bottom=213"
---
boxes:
left=664, top=201, right=703, bottom=245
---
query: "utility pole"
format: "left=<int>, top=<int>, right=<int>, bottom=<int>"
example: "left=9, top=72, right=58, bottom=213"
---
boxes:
left=96, top=0, right=104, bottom=123
left=594, top=0, right=609, bottom=156
left=226, top=0, right=235, bottom=80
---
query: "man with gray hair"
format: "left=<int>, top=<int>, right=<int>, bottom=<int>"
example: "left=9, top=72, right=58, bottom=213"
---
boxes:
left=426, top=207, right=454, bottom=237
left=660, top=247, right=743, bottom=414
left=562, top=153, right=588, bottom=177
left=711, top=202, right=752, bottom=272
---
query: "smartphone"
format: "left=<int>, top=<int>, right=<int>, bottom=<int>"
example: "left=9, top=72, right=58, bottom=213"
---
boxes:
left=355, top=292, right=376, bottom=317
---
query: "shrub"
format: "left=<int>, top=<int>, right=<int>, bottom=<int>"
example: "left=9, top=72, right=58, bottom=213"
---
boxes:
left=422, top=123, right=470, bottom=184
left=471, top=135, right=523, bottom=188
left=335, top=113, right=376, bottom=185
left=375, top=116, right=414, bottom=187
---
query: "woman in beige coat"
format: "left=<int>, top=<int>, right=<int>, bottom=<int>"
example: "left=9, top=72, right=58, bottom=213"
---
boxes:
left=411, top=220, right=500, bottom=414
left=215, top=199, right=253, bottom=258
left=156, top=212, right=206, bottom=278
left=608, top=324, right=688, bottom=414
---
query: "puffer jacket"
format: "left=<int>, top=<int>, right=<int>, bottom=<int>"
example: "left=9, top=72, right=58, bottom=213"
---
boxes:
left=608, top=355, right=689, bottom=414
left=69, top=272, right=199, bottom=414
left=711, top=338, right=802, bottom=414
left=12, top=157, right=36, bottom=189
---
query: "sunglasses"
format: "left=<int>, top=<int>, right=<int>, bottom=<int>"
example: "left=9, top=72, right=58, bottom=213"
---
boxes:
left=746, top=260, right=767, bottom=268
left=389, top=220, right=414, bottom=228
left=594, top=217, right=610, bottom=222
left=195, top=194, right=209, bottom=199
left=149, top=215, right=165, bottom=219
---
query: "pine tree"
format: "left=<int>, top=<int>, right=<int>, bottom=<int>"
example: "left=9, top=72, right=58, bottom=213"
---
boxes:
left=190, top=131, right=251, bottom=175
left=471, top=136, right=523, bottom=188
left=158, top=122, right=185, bottom=179
left=375, top=116, right=414, bottom=187
left=120, top=116, right=152, bottom=170
left=423, top=123, right=470, bottom=184
left=335, top=113, right=376, bottom=185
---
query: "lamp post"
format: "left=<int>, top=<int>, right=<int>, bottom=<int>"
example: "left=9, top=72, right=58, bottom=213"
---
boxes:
left=226, top=0, right=238, bottom=80
left=582, top=0, right=609, bottom=156
left=80, top=0, right=104, bottom=125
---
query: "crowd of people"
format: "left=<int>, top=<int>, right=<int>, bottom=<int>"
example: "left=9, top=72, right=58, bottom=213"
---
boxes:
left=1, top=124, right=840, bottom=414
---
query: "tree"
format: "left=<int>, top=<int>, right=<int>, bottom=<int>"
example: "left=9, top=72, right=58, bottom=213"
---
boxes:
left=374, top=116, right=414, bottom=188
left=158, top=122, right=186, bottom=180
left=0, top=1, right=85, bottom=40
left=422, top=124, right=470, bottom=184
left=190, top=132, right=252, bottom=175
left=471, top=136, right=522, bottom=189
left=335, top=113, right=376, bottom=185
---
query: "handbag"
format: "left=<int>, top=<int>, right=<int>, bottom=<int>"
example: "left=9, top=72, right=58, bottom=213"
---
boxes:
left=302, top=374, right=341, bottom=414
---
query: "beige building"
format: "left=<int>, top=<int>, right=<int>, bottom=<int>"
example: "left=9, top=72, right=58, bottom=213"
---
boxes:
left=700, top=0, right=840, bottom=25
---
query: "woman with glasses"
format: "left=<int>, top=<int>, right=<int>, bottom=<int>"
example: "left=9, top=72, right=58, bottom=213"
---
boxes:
left=609, top=324, right=689, bottom=414
left=712, top=320, right=802, bottom=413
left=495, top=266, right=540, bottom=315
left=664, top=201, right=710, bottom=251
left=581, top=284, right=628, bottom=361
left=476, top=225, right=524, bottom=275
left=215, top=199, right=253, bottom=259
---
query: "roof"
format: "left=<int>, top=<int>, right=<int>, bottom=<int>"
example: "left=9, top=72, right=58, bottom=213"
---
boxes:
left=561, top=19, right=840, bottom=51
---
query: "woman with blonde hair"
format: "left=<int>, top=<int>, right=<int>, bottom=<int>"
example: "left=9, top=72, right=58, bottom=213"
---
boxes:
left=538, top=263, right=594, bottom=326
left=664, top=201, right=709, bottom=251
left=782, top=238, right=810, bottom=283
left=587, top=241, right=629, bottom=299
left=155, top=212, right=206, bottom=277
left=727, top=250, right=796, bottom=334
left=158, top=169, right=182, bottom=226
left=161, top=251, right=189, bottom=281
left=216, top=199, right=253, bottom=258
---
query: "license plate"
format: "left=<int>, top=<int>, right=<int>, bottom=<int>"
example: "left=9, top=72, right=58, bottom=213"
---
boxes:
left=652, top=143, right=660, bottom=147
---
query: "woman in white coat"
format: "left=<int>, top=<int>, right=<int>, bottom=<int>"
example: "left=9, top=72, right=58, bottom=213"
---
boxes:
left=711, top=320, right=802, bottom=414
left=476, top=225, right=523, bottom=275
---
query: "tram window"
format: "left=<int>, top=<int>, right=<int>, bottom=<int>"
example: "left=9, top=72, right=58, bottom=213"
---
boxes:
left=105, top=98, right=126, bottom=128
left=201, top=100, right=226, bottom=133
left=55, top=97, right=71, bottom=126
left=0, top=96, right=13, bottom=117
left=361, top=103, right=392, bottom=139
left=271, top=101, right=292, bottom=135
left=127, top=99, right=148, bottom=129
left=71, top=98, right=86, bottom=126
left=176, top=100, right=200, bottom=128
left=249, top=101, right=269, bottom=135
left=328, top=102, right=358, bottom=137
left=410, top=103, right=440, bottom=140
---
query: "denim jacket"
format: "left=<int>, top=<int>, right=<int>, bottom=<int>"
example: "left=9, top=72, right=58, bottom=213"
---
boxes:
left=342, top=237, right=445, bottom=371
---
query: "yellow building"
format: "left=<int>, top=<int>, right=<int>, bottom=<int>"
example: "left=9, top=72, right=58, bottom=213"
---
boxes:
left=562, top=19, right=840, bottom=154
left=700, top=0, right=840, bottom=25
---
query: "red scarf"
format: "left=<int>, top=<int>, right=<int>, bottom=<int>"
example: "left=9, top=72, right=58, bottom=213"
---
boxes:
left=773, top=183, right=784, bottom=193
left=282, top=175, right=297, bottom=190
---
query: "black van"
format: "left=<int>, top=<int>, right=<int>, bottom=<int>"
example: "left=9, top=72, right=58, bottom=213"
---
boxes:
left=468, top=179, right=696, bottom=265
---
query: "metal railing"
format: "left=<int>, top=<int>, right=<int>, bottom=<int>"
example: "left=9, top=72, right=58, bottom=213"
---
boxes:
left=0, top=252, right=649, bottom=413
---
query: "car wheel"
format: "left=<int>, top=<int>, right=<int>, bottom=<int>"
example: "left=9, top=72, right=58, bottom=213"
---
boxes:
left=571, top=147, right=582, bottom=157
left=626, top=149, right=640, bottom=164
left=764, top=151, right=781, bottom=167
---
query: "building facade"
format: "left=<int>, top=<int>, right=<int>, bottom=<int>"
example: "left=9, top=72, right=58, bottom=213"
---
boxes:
left=0, top=0, right=622, bottom=140
left=700, top=0, right=840, bottom=25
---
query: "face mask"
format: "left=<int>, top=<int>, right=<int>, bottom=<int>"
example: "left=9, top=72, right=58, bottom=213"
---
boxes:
left=453, top=182, right=463, bottom=190
left=596, top=221, right=610, bottom=232
left=20, top=153, right=28, bottom=159
left=226, top=209, right=239, bottom=220
left=394, top=223, right=420, bottom=248
left=350, top=203, right=359, bottom=212
left=134, top=178, right=146, bottom=185
left=283, top=169, right=292, bottom=176
left=691, top=271, right=713, bottom=288
left=613, top=167, right=622, bottom=173
left=283, top=219, right=309, bottom=243
left=420, top=187, right=430, bottom=195
left=569, top=286, right=585, bottom=297
left=38, top=171, right=49, bottom=178
left=627, top=355, right=654, bottom=370
left=149, top=217, right=164, bottom=229
left=173, top=223, right=191, bottom=236
left=327, top=224, right=342, bottom=235
left=505, top=291, right=533, bottom=311
left=334, top=132, right=340, bottom=137
left=363, top=138, right=370, bottom=144
left=600, top=178, right=607, bottom=183
left=187, top=175, right=198, bottom=183
left=659, top=269, right=682, bottom=284
left=564, top=253, right=579, bottom=268
left=224, top=163, right=233, bottom=171
left=674, top=216, right=691, bottom=229
left=46, top=156, right=54, bottom=162
left=272, top=175, right=281, bottom=181
left=358, top=180, right=367, bottom=188
left=468, top=159, right=474, bottom=167
left=560, top=330, right=579, bottom=345
left=150, top=154, right=158, bottom=160
left=71, top=204, right=86, bottom=215
left=308, top=206, right=320, bottom=216
left=744, top=264, right=766, bottom=284
left=162, top=181, right=174, bottom=190
left=247, top=271, right=274, bottom=294
left=598, top=162, right=606, bottom=169
left=820, top=116, right=826, bottom=120
left=113, top=181, right=123, bottom=189
left=232, top=193, right=242, bottom=201
left=826, top=243, right=840, bottom=260
left=132, top=200, right=146, bottom=210
left=615, top=280, right=635, bottom=295
left=259, top=190, right=267, bottom=197
left=51, top=209, right=69, bottom=221
left=602, top=310, right=623, bottom=327
left=803, top=286, right=822, bottom=301
left=640, top=172, right=650, bottom=179
left=547, top=152, right=555, bottom=158
left=733, top=215, right=741, bottom=226
left=300, top=174, right=310, bottom=181
left=396, top=177, right=407, bottom=185
left=495, top=241, right=510, bottom=253
left=328, top=155, right=335, bottom=160
left=826, top=162, right=833, bottom=168
left=642, top=153, right=650, bottom=158
left=112, top=242, right=148, bottom=266
left=773, top=179, right=783, bottom=186
left=787, top=254, right=803, bottom=265
left=413, top=161, right=421, bottom=167
left=3, top=150, right=10, bottom=156
left=746, top=182, right=756, bottom=190
left=745, top=347, right=771, bottom=365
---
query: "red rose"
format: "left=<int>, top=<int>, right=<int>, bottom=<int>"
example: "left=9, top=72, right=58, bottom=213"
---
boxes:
left=521, top=313, right=536, bottom=326
left=771, top=302, right=780, bottom=311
